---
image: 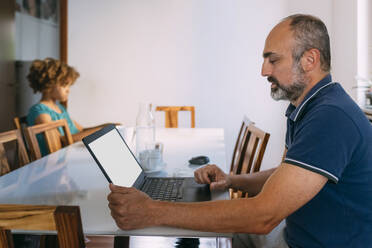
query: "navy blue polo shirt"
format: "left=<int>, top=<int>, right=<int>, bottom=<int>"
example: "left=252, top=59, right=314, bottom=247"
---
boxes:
left=283, top=75, right=372, bottom=248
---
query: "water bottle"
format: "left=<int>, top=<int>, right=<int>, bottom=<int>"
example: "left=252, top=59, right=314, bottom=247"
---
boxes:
left=135, top=103, right=155, bottom=160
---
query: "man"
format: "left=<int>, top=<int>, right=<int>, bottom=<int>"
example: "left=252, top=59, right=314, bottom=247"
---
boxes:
left=108, top=14, right=372, bottom=247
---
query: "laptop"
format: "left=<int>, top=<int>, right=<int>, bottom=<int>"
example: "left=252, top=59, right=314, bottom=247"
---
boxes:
left=82, top=125, right=211, bottom=202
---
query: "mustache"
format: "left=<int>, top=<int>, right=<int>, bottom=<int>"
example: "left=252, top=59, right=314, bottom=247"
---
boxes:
left=267, top=76, right=279, bottom=84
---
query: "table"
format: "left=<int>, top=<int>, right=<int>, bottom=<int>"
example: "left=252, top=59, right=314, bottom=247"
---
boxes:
left=0, top=128, right=230, bottom=238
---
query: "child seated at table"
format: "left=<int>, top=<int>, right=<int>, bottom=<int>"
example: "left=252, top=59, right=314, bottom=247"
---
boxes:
left=26, top=57, right=116, bottom=157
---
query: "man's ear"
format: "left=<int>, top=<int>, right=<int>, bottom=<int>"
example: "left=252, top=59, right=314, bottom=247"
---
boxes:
left=301, top=48, right=321, bottom=72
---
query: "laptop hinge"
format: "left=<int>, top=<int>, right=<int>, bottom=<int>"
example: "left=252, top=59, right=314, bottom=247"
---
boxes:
left=133, top=171, right=146, bottom=189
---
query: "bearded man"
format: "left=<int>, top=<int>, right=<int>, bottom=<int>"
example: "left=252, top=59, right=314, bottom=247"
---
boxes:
left=108, top=14, right=372, bottom=248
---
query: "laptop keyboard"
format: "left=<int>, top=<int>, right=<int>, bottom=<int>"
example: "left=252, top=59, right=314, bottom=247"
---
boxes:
left=141, top=178, right=184, bottom=201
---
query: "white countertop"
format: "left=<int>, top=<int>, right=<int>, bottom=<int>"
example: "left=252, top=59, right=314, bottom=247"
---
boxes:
left=0, top=128, right=231, bottom=237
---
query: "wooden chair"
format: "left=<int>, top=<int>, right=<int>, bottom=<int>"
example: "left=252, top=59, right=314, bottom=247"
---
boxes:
left=230, top=119, right=270, bottom=199
left=0, top=129, right=30, bottom=176
left=229, top=116, right=254, bottom=173
left=156, top=106, right=195, bottom=128
left=24, top=119, right=73, bottom=160
left=0, top=204, right=85, bottom=248
left=363, top=109, right=372, bottom=123
left=13, top=116, right=27, bottom=130
left=13, top=116, right=32, bottom=161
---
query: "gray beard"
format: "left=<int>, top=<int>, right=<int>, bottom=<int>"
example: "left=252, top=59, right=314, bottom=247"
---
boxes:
left=270, top=66, right=307, bottom=102
left=270, top=80, right=306, bottom=102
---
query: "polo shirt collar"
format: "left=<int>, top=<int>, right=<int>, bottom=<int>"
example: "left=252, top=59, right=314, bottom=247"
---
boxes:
left=285, top=74, right=333, bottom=122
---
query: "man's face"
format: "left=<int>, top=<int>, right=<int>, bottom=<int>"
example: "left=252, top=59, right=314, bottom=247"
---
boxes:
left=261, top=21, right=307, bottom=102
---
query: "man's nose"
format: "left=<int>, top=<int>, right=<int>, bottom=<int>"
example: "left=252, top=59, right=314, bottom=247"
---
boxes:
left=261, top=60, right=271, bottom=77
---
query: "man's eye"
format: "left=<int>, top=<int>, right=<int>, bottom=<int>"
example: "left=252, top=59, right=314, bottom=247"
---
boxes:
left=269, top=59, right=278, bottom=64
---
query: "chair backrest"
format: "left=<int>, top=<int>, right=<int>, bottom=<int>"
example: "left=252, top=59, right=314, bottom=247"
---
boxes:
left=230, top=120, right=270, bottom=198
left=13, top=116, right=27, bottom=130
left=230, top=116, right=254, bottom=173
left=156, top=106, right=195, bottom=128
left=13, top=116, right=32, bottom=162
left=24, top=119, right=73, bottom=160
left=0, top=204, right=85, bottom=248
left=364, top=110, right=372, bottom=123
left=239, top=124, right=270, bottom=174
left=0, top=129, right=30, bottom=176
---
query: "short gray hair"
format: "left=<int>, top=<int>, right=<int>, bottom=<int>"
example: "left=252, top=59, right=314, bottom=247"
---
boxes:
left=283, top=14, right=331, bottom=72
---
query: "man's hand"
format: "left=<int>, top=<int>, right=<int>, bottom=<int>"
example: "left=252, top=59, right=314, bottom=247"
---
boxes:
left=194, top=164, right=231, bottom=190
left=107, top=184, right=156, bottom=230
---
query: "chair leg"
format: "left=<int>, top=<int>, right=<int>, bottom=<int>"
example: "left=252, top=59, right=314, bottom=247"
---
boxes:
left=40, top=234, right=58, bottom=248
left=114, top=236, right=130, bottom=248
left=0, top=229, right=14, bottom=248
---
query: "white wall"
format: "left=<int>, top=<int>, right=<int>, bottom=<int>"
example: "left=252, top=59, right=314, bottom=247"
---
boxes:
left=68, top=0, right=357, bottom=170
left=331, top=0, right=358, bottom=100
left=357, top=0, right=372, bottom=106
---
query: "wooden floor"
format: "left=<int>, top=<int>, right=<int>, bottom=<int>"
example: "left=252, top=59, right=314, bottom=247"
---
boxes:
left=85, top=236, right=231, bottom=248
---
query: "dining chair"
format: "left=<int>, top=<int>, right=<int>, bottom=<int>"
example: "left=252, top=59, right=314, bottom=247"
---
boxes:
left=364, top=110, right=372, bottom=123
left=13, top=116, right=27, bottom=130
left=24, top=119, right=73, bottom=160
left=13, top=116, right=32, bottom=162
left=0, top=129, right=30, bottom=176
left=229, top=116, right=254, bottom=173
left=156, top=106, right=195, bottom=128
left=230, top=119, right=270, bottom=199
left=0, top=204, right=85, bottom=248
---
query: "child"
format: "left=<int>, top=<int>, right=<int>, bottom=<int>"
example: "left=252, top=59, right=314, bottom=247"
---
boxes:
left=27, top=57, right=115, bottom=156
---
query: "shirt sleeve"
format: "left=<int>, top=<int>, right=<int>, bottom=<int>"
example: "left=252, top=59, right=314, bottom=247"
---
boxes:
left=27, top=104, right=51, bottom=126
left=284, top=105, right=361, bottom=183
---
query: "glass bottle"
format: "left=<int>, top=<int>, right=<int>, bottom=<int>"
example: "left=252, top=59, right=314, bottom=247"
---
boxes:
left=135, top=103, right=155, bottom=158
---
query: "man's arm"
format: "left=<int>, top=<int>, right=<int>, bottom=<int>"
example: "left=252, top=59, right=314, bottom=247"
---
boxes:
left=282, top=148, right=288, bottom=162
left=228, top=148, right=287, bottom=196
left=193, top=164, right=276, bottom=196
left=228, top=168, right=276, bottom=196
left=108, top=163, right=327, bottom=234
left=230, top=147, right=287, bottom=196
left=194, top=147, right=288, bottom=197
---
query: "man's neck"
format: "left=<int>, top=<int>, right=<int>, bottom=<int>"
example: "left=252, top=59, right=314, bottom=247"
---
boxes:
left=291, top=72, right=328, bottom=107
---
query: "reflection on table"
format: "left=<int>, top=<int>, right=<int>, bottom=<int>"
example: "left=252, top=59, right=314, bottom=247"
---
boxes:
left=0, top=128, right=229, bottom=237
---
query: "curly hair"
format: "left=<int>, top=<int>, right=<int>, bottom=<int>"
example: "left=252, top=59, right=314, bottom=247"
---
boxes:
left=27, top=58, right=80, bottom=93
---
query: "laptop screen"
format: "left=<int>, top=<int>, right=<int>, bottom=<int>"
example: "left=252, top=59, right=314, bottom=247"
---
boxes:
left=87, top=128, right=142, bottom=187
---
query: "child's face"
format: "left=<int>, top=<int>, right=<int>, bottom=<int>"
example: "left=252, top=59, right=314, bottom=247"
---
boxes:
left=51, top=84, right=71, bottom=102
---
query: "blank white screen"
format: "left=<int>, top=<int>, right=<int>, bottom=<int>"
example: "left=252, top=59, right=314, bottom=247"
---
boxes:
left=88, top=129, right=142, bottom=187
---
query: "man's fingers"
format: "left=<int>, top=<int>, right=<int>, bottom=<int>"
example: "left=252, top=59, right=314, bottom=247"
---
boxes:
left=109, top=184, right=135, bottom=194
left=210, top=180, right=227, bottom=190
left=107, top=189, right=136, bottom=205
left=201, top=170, right=211, bottom=184
left=194, top=170, right=202, bottom=184
left=194, top=168, right=212, bottom=184
left=107, top=192, right=124, bottom=204
left=109, top=205, right=124, bottom=218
